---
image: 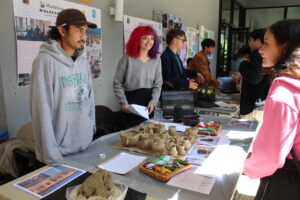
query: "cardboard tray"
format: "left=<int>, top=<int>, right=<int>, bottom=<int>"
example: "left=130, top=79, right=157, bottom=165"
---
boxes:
left=197, top=125, right=222, bottom=136
left=139, top=164, right=192, bottom=182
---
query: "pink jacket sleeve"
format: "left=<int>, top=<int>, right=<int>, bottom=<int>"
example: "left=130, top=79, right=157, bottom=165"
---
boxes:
left=244, top=95, right=298, bottom=179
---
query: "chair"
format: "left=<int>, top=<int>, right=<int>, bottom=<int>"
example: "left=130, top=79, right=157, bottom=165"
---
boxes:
left=0, top=172, right=15, bottom=185
left=93, top=105, right=123, bottom=140
left=13, top=148, right=45, bottom=177
left=1, top=122, right=45, bottom=178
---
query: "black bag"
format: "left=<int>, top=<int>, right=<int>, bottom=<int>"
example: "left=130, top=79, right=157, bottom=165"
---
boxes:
left=254, top=149, right=300, bottom=200
left=194, top=86, right=219, bottom=108
left=195, top=86, right=216, bottom=101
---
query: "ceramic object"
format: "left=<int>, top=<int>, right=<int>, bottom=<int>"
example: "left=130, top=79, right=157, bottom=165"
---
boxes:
left=152, top=140, right=165, bottom=155
left=119, top=123, right=194, bottom=156
left=120, top=129, right=140, bottom=146
left=168, top=126, right=177, bottom=136
left=177, top=144, right=186, bottom=155
left=137, top=125, right=147, bottom=132
left=186, top=128, right=198, bottom=136
left=183, top=138, right=192, bottom=150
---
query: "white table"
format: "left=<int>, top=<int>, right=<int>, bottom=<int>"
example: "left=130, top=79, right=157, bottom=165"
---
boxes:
left=0, top=115, right=259, bottom=200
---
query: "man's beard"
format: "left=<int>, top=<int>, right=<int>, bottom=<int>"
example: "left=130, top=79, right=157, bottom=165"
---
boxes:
left=77, top=45, right=85, bottom=50
left=77, top=40, right=86, bottom=50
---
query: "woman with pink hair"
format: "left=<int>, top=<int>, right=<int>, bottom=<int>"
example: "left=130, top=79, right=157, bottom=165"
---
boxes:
left=113, top=26, right=162, bottom=128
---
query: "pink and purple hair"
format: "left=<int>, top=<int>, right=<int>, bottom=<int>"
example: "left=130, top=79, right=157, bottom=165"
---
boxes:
left=126, top=26, right=160, bottom=59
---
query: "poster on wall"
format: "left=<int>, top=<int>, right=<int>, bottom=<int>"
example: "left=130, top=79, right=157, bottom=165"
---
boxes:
left=199, top=25, right=215, bottom=60
left=186, top=27, right=197, bottom=64
left=179, top=25, right=188, bottom=67
left=162, top=13, right=182, bottom=30
left=179, top=26, right=197, bottom=67
left=174, top=16, right=182, bottom=29
left=12, top=0, right=102, bottom=87
left=123, top=15, right=163, bottom=53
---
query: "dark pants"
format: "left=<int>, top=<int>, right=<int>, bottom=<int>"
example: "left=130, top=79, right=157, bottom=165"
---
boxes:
left=121, top=88, right=154, bottom=129
left=255, top=159, right=300, bottom=200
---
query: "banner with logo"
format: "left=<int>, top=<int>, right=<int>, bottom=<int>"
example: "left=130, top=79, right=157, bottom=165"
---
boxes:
left=13, top=0, right=101, bottom=86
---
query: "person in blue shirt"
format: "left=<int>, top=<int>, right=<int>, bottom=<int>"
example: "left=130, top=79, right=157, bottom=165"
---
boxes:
left=231, top=45, right=250, bottom=73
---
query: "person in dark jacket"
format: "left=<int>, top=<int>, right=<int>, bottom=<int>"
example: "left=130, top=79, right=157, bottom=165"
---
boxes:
left=161, top=29, right=204, bottom=90
left=239, top=28, right=271, bottom=115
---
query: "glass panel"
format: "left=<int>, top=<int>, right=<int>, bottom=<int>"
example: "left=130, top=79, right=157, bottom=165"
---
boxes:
left=222, top=10, right=230, bottom=24
left=222, top=0, right=231, bottom=10
left=233, top=9, right=239, bottom=28
left=287, top=7, right=300, bottom=19
left=246, top=8, right=284, bottom=30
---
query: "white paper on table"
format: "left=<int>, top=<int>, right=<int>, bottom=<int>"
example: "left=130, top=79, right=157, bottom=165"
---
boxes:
left=226, top=130, right=256, bottom=141
left=97, top=152, right=147, bottom=174
left=167, top=166, right=217, bottom=194
left=195, top=134, right=230, bottom=147
left=128, top=104, right=149, bottom=119
left=195, top=145, right=246, bottom=177
left=160, top=122, right=190, bottom=132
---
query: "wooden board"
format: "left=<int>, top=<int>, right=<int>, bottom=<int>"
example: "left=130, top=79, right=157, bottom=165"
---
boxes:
left=197, top=125, right=222, bottom=136
left=139, top=164, right=192, bottom=182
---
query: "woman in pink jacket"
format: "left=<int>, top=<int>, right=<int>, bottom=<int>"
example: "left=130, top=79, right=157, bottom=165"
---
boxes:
left=244, top=19, right=300, bottom=200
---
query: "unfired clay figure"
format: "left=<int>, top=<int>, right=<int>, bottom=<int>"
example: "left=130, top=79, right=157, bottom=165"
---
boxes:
left=119, top=124, right=197, bottom=157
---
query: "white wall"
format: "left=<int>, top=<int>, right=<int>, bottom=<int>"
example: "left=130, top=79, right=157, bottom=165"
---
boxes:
left=0, top=62, right=6, bottom=130
left=0, top=0, right=219, bottom=137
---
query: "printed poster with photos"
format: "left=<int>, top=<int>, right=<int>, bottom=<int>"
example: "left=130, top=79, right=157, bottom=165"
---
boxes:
left=12, top=0, right=102, bottom=87
left=186, top=27, right=197, bottom=59
left=162, top=13, right=182, bottom=30
left=179, top=26, right=197, bottom=67
left=123, top=15, right=163, bottom=53
left=13, top=165, right=85, bottom=198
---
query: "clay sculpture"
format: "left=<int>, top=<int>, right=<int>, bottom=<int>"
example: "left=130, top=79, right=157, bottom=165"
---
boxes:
left=119, top=123, right=197, bottom=157
left=78, top=169, right=113, bottom=198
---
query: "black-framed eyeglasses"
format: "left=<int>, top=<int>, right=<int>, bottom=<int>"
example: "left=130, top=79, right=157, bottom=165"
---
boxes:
left=177, top=37, right=186, bottom=42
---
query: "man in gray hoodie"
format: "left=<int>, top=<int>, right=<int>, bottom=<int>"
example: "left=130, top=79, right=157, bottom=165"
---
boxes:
left=30, top=9, right=97, bottom=166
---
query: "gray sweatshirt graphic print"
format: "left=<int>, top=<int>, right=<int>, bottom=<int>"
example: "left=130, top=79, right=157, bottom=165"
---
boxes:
left=30, top=40, right=95, bottom=166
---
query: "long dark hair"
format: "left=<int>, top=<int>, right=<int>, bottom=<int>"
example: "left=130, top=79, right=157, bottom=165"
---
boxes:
left=269, top=19, right=300, bottom=78
left=47, top=25, right=70, bottom=40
